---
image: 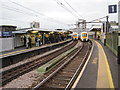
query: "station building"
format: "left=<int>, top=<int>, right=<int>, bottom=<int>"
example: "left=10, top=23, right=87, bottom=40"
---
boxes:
left=0, top=25, right=17, bottom=52
left=0, top=22, right=71, bottom=52
left=89, top=25, right=102, bottom=39
left=89, top=21, right=119, bottom=56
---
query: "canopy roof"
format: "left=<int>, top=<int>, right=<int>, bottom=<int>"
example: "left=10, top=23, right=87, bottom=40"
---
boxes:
left=13, top=28, right=67, bottom=34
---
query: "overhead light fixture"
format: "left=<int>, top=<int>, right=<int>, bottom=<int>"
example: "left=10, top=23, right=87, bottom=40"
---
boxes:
left=32, top=31, right=38, bottom=33
left=50, top=32, right=54, bottom=34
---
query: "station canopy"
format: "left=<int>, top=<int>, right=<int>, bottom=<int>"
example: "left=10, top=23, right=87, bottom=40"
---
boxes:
left=89, top=25, right=102, bottom=32
left=12, top=28, right=67, bottom=34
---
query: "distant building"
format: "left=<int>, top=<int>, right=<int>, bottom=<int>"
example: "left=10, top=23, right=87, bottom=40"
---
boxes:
left=0, top=25, right=17, bottom=32
left=30, top=21, right=40, bottom=28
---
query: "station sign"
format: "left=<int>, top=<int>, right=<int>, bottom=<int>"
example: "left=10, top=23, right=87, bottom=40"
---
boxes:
left=108, top=5, right=117, bottom=13
left=2, top=31, right=12, bottom=37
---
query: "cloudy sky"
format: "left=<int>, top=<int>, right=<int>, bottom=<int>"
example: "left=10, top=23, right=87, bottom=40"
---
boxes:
left=0, top=0, right=119, bottom=29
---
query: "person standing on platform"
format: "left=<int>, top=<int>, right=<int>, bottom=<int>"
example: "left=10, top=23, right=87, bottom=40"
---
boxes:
left=23, top=36, right=26, bottom=47
left=35, top=36, right=39, bottom=47
left=28, top=37, right=32, bottom=48
left=26, top=37, right=29, bottom=49
left=38, top=37, right=41, bottom=46
left=35, top=36, right=42, bottom=47
left=97, top=35, right=100, bottom=40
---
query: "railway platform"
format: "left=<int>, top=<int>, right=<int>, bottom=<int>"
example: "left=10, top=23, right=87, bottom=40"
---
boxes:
left=72, top=40, right=119, bottom=89
left=0, top=39, right=72, bottom=68
left=1, top=39, right=119, bottom=89
left=0, top=39, right=71, bottom=58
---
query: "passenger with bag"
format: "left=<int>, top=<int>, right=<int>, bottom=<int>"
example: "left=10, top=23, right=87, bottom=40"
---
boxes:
left=26, top=37, right=29, bottom=49
left=35, top=36, right=39, bottom=47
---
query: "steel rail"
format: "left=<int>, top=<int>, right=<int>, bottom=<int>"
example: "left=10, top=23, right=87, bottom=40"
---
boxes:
left=32, top=42, right=84, bottom=90
left=65, top=40, right=93, bottom=89
left=32, top=40, right=93, bottom=89
left=1, top=41, right=77, bottom=86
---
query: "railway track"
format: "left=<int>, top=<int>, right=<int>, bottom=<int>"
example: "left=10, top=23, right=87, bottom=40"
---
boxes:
left=32, top=40, right=93, bottom=89
left=1, top=41, right=77, bottom=86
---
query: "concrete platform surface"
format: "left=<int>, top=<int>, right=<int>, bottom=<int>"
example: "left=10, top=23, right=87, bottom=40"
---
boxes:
left=0, top=39, right=72, bottom=58
left=72, top=40, right=119, bottom=89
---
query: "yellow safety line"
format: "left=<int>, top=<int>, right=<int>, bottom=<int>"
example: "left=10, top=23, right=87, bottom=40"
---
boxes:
left=0, top=47, right=39, bottom=57
left=0, top=39, right=71, bottom=57
left=0, top=43, right=56, bottom=57
left=71, top=39, right=94, bottom=88
left=95, top=40, right=114, bottom=89
left=0, top=42, right=63, bottom=57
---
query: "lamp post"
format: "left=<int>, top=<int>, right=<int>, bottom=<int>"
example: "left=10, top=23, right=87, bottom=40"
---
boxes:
left=104, top=16, right=109, bottom=46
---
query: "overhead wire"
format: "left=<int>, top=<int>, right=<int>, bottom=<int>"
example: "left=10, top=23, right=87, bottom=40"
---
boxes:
left=0, top=17, right=29, bottom=23
left=8, top=0, right=45, bottom=16
left=1, top=4, right=37, bottom=17
left=54, top=0, right=79, bottom=19
left=63, top=0, right=83, bottom=19
left=89, top=16, right=107, bottom=22
left=7, top=0, right=67, bottom=26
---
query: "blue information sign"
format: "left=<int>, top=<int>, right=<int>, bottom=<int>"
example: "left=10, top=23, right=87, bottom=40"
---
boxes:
left=2, top=32, right=12, bottom=36
left=108, top=5, right=117, bottom=13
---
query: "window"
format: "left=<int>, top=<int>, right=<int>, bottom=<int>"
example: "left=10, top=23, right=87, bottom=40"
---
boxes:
left=73, top=34, right=77, bottom=37
left=82, top=33, right=87, bottom=37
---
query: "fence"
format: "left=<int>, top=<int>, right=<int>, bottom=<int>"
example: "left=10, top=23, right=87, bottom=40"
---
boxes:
left=106, top=31, right=118, bottom=56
